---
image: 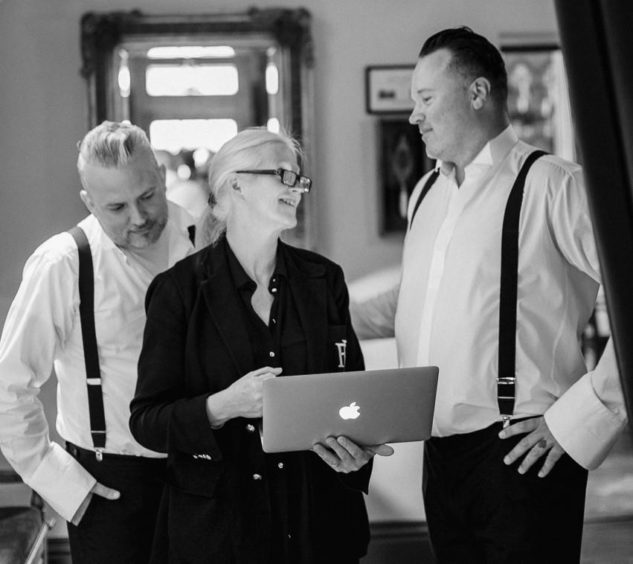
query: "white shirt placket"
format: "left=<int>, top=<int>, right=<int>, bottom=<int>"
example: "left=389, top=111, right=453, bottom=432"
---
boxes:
left=415, top=178, right=465, bottom=367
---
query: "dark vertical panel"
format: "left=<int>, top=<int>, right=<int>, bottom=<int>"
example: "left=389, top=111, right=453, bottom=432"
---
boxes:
left=554, top=0, right=633, bottom=422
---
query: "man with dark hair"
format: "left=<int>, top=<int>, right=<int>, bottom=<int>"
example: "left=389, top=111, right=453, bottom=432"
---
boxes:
left=419, top=26, right=509, bottom=104
left=0, top=121, right=195, bottom=563
left=352, top=26, right=626, bottom=562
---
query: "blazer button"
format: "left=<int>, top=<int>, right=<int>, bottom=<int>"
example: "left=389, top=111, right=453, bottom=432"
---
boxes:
left=246, top=424, right=256, bottom=433
left=277, top=462, right=284, bottom=469
left=252, top=473, right=263, bottom=481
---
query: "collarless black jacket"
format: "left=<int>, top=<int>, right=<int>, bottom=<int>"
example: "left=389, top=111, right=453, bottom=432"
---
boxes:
left=130, top=239, right=371, bottom=564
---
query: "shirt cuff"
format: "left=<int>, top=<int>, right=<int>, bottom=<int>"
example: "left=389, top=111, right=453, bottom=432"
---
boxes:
left=545, top=376, right=627, bottom=470
left=25, top=443, right=97, bottom=521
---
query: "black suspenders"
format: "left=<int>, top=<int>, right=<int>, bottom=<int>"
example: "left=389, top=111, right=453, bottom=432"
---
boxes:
left=407, top=150, right=547, bottom=423
left=68, top=223, right=196, bottom=460
left=409, top=169, right=440, bottom=229
left=68, top=226, right=107, bottom=460
left=497, top=150, right=546, bottom=423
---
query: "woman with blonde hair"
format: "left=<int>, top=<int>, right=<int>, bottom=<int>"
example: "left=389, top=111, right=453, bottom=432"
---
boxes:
left=130, top=128, right=391, bottom=563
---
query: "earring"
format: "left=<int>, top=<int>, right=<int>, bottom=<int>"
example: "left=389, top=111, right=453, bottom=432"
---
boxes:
left=231, top=180, right=240, bottom=191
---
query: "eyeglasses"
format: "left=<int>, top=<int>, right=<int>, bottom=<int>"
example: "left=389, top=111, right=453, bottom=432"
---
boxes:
left=235, top=168, right=312, bottom=193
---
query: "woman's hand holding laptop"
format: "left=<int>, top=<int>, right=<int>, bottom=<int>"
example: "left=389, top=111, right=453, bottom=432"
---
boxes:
left=313, top=436, right=394, bottom=473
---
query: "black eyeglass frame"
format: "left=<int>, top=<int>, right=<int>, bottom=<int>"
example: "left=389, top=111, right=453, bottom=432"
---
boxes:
left=234, top=168, right=312, bottom=193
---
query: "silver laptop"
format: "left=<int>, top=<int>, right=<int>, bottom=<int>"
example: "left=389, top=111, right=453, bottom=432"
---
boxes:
left=261, top=366, right=439, bottom=453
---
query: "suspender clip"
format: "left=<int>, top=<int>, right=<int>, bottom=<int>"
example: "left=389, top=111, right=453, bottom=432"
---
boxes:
left=496, top=376, right=516, bottom=385
left=95, top=448, right=103, bottom=462
left=501, top=415, right=512, bottom=429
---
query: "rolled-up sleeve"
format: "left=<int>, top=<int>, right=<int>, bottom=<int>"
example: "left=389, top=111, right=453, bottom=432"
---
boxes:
left=0, top=244, right=95, bottom=521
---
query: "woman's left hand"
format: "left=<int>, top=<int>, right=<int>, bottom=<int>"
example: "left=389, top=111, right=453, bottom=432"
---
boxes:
left=313, top=436, right=394, bottom=473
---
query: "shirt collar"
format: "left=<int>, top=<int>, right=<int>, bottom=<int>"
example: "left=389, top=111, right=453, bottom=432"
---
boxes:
left=223, top=237, right=287, bottom=291
left=436, top=124, right=519, bottom=178
left=224, top=238, right=253, bottom=290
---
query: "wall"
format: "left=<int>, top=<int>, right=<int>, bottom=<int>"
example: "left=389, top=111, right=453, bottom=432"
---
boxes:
left=0, top=0, right=558, bottom=315
left=0, top=0, right=558, bottom=530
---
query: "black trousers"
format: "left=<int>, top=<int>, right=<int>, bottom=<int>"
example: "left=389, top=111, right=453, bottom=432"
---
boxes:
left=66, top=443, right=166, bottom=564
left=423, top=421, right=588, bottom=564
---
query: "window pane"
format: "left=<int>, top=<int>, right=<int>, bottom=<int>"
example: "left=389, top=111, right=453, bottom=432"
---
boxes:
left=267, top=118, right=280, bottom=133
left=147, top=46, right=235, bottom=59
left=146, top=64, right=239, bottom=96
left=149, top=119, right=238, bottom=153
left=266, top=62, right=279, bottom=95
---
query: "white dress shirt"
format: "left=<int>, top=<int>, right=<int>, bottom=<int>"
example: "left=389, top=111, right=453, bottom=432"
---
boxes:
left=0, top=202, right=194, bottom=521
left=353, top=126, right=626, bottom=470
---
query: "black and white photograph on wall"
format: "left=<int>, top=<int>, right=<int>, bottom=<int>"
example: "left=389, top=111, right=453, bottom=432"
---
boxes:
left=502, top=43, right=576, bottom=161
left=379, top=118, right=435, bottom=234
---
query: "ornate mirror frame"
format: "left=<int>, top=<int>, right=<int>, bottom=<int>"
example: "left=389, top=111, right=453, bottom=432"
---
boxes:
left=79, top=8, right=315, bottom=248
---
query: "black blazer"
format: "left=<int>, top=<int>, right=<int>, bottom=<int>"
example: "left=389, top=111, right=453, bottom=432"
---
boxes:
left=130, top=239, right=371, bottom=564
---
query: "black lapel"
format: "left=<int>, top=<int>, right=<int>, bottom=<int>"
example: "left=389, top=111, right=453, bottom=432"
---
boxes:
left=281, top=243, right=329, bottom=374
left=199, top=243, right=253, bottom=377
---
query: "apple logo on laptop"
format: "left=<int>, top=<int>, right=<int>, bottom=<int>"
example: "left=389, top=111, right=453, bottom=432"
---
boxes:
left=339, top=402, right=360, bottom=420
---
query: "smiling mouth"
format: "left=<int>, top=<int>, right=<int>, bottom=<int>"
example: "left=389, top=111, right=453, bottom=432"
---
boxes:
left=279, top=198, right=298, bottom=208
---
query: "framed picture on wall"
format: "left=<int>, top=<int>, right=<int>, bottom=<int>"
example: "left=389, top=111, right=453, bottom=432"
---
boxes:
left=379, top=118, right=435, bottom=234
left=365, top=65, right=415, bottom=114
left=501, top=43, right=576, bottom=161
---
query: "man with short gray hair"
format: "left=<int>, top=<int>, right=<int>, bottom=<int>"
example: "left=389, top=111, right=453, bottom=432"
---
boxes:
left=0, top=121, right=195, bottom=563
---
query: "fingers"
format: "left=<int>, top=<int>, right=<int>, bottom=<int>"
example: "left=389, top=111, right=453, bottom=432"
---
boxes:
left=537, top=446, right=564, bottom=478
left=514, top=438, right=562, bottom=476
left=515, top=438, right=550, bottom=474
left=366, top=444, right=395, bottom=457
left=312, top=437, right=362, bottom=473
left=258, top=371, right=280, bottom=381
left=498, top=417, right=539, bottom=439
left=249, top=366, right=282, bottom=378
left=503, top=433, right=537, bottom=467
left=325, top=436, right=365, bottom=472
left=313, top=436, right=380, bottom=473
left=312, top=442, right=341, bottom=470
left=92, top=482, right=120, bottom=500
left=500, top=417, right=565, bottom=478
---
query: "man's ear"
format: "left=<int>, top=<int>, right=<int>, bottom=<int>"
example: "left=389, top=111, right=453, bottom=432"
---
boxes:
left=79, top=190, right=94, bottom=212
left=470, top=77, right=491, bottom=110
left=158, top=163, right=167, bottom=185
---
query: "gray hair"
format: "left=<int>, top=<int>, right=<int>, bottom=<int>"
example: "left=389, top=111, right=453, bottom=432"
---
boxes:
left=199, top=127, right=302, bottom=247
left=77, top=120, right=157, bottom=180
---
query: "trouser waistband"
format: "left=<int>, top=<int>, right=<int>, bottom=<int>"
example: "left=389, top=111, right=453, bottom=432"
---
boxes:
left=427, top=416, right=538, bottom=448
left=66, top=441, right=165, bottom=463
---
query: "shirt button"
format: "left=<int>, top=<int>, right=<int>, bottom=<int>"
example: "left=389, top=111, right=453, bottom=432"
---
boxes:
left=252, top=473, right=263, bottom=481
left=246, top=424, right=256, bottom=433
left=271, top=288, right=278, bottom=293
left=287, top=533, right=292, bottom=539
left=278, top=462, right=284, bottom=469
left=271, top=318, right=276, bottom=324
left=269, top=351, right=275, bottom=358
